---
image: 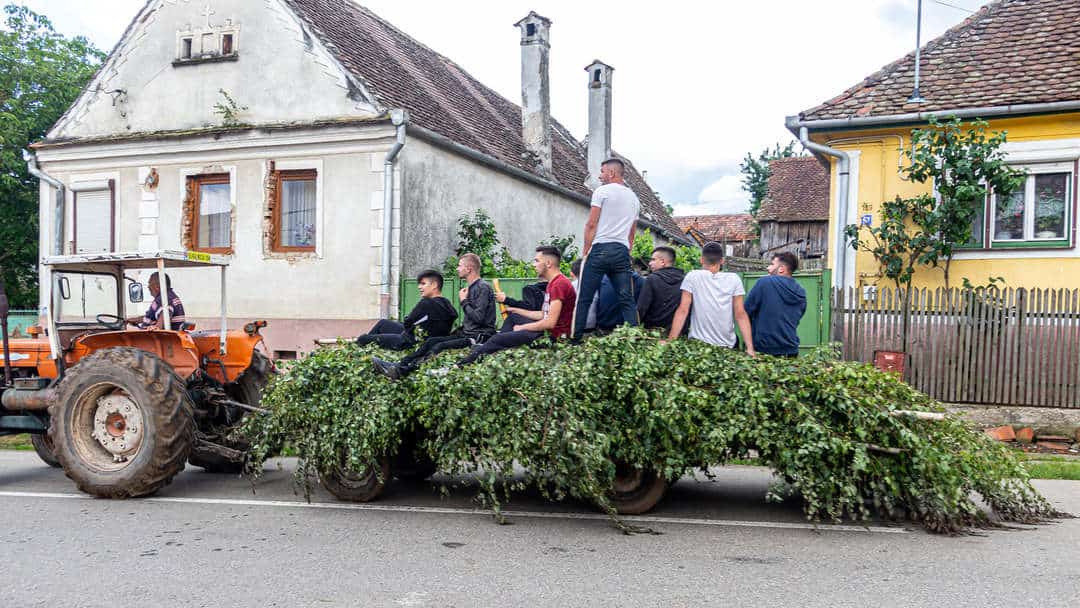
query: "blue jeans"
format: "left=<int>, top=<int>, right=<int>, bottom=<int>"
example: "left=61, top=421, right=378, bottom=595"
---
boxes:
left=573, top=242, right=637, bottom=339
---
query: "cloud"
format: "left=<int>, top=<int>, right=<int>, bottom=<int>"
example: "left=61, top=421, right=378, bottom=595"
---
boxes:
left=669, top=174, right=750, bottom=217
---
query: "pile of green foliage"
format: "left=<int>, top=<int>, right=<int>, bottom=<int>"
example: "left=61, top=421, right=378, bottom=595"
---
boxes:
left=241, top=328, right=1060, bottom=534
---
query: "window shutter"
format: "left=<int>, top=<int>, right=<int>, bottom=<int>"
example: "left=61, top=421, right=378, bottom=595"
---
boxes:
left=74, top=183, right=114, bottom=254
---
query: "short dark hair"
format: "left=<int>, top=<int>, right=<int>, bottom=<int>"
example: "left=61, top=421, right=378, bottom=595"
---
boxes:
left=702, top=242, right=725, bottom=266
left=773, top=252, right=799, bottom=273
left=652, top=246, right=676, bottom=264
left=417, top=269, right=444, bottom=291
left=601, top=158, right=625, bottom=174
left=536, top=246, right=561, bottom=264
left=571, top=258, right=582, bottom=277
left=149, top=272, right=172, bottom=289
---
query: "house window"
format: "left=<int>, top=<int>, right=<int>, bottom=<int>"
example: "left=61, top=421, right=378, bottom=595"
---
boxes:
left=189, top=174, right=232, bottom=253
left=181, top=37, right=193, bottom=59
left=222, top=33, right=234, bottom=55
left=990, top=165, right=1073, bottom=248
left=73, top=180, right=115, bottom=254
left=273, top=169, right=317, bottom=251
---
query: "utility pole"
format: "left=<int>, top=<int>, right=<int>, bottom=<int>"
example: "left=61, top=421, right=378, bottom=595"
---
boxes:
left=908, top=0, right=926, bottom=103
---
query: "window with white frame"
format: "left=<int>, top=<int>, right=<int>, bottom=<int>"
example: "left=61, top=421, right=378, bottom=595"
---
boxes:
left=72, top=180, right=115, bottom=254
left=989, top=163, right=1073, bottom=248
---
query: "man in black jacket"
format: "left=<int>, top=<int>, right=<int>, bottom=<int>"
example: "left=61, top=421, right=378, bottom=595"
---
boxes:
left=357, top=270, right=457, bottom=350
left=637, top=246, right=686, bottom=333
left=373, top=254, right=497, bottom=378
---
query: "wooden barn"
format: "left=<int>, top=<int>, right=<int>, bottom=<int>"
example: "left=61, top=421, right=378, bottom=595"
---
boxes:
left=757, top=156, right=829, bottom=266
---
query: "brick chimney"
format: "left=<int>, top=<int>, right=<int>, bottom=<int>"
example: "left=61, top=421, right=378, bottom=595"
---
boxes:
left=585, top=60, right=614, bottom=190
left=515, top=12, right=553, bottom=177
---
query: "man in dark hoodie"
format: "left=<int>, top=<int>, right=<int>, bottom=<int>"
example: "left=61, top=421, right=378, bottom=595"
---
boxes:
left=637, top=246, right=686, bottom=333
left=373, top=254, right=496, bottom=379
left=495, top=279, right=547, bottom=332
left=356, top=269, right=457, bottom=350
left=743, top=252, right=806, bottom=357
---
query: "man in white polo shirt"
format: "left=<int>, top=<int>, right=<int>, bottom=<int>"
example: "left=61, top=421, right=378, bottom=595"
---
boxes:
left=667, top=242, right=755, bottom=355
left=572, top=158, right=640, bottom=341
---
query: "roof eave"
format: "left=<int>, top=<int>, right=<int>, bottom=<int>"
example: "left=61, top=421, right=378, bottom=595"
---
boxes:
left=786, top=99, right=1080, bottom=135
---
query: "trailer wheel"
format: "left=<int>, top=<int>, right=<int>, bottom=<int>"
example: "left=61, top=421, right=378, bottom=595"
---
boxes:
left=49, top=348, right=194, bottom=498
left=31, top=433, right=61, bottom=468
left=608, top=462, right=669, bottom=515
left=321, top=454, right=391, bottom=502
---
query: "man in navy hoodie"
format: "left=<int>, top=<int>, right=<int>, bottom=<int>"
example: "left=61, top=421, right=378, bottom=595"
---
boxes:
left=743, top=252, right=806, bottom=357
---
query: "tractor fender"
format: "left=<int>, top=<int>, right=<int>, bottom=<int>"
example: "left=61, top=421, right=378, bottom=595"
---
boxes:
left=71, top=331, right=201, bottom=379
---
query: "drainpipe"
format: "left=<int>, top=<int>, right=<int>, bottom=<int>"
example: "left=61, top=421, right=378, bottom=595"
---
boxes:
left=23, top=150, right=65, bottom=257
left=23, top=150, right=65, bottom=363
left=798, top=127, right=851, bottom=294
left=380, top=110, right=408, bottom=319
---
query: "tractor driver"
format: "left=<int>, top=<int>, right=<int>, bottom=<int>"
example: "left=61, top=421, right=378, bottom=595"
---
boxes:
left=132, top=272, right=187, bottom=330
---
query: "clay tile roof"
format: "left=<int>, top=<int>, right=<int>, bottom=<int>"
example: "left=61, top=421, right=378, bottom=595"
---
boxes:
left=284, top=0, right=683, bottom=238
left=758, top=157, right=830, bottom=222
left=675, top=214, right=757, bottom=243
left=798, top=0, right=1080, bottom=121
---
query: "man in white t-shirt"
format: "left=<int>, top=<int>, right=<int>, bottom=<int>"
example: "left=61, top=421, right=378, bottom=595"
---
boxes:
left=666, top=242, right=755, bottom=355
left=572, top=158, right=641, bottom=340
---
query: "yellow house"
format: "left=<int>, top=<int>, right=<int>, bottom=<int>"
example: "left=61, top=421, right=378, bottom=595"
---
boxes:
left=787, top=0, right=1080, bottom=292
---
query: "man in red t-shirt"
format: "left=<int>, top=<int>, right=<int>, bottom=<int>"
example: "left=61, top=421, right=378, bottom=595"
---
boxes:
left=452, top=246, right=576, bottom=367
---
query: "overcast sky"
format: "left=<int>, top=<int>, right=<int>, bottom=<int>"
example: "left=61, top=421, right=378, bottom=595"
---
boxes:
left=23, top=0, right=985, bottom=216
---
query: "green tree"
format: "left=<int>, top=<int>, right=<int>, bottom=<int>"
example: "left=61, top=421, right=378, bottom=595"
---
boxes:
left=905, top=117, right=1026, bottom=290
left=739, top=141, right=799, bottom=218
left=0, top=5, right=103, bottom=307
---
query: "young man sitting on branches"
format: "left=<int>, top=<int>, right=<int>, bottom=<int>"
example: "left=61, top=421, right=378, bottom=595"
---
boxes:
left=666, top=241, right=755, bottom=355
left=436, top=246, right=576, bottom=371
left=372, top=253, right=497, bottom=379
left=356, top=270, right=457, bottom=350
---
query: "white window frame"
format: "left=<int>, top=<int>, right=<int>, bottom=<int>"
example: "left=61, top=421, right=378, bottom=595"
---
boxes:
left=989, top=161, right=1074, bottom=245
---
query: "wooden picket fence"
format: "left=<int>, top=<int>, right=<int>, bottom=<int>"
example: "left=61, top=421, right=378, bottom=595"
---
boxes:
left=832, top=286, right=1080, bottom=408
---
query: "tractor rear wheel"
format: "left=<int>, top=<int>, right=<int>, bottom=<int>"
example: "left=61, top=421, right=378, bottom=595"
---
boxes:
left=189, top=351, right=272, bottom=474
left=608, top=462, right=670, bottom=515
left=49, top=348, right=194, bottom=498
left=31, top=433, right=61, bottom=468
left=321, top=454, right=391, bottom=502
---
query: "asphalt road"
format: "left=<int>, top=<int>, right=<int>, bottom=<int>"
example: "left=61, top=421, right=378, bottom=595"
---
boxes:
left=1, top=450, right=1078, bottom=608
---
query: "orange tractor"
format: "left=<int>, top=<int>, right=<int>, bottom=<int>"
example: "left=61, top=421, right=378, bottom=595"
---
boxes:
left=0, top=251, right=272, bottom=497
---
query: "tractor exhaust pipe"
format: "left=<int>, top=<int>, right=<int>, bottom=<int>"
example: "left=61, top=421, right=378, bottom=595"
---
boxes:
left=0, top=276, right=12, bottom=386
left=1, top=388, right=56, bottom=411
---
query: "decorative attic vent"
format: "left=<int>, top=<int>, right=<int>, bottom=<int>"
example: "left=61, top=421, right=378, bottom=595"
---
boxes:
left=173, top=8, right=240, bottom=67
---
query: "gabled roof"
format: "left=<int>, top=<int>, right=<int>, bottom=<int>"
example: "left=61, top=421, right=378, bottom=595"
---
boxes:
left=282, top=0, right=683, bottom=238
left=798, top=0, right=1080, bottom=122
left=758, top=157, right=829, bottom=222
left=675, top=214, right=756, bottom=244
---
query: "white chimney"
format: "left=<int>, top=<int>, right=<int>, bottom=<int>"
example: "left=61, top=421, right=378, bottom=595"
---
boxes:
left=515, top=12, right=553, bottom=177
left=585, top=60, right=614, bottom=190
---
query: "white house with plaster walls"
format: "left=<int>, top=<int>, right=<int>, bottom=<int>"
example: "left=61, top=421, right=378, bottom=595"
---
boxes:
left=30, top=0, right=686, bottom=358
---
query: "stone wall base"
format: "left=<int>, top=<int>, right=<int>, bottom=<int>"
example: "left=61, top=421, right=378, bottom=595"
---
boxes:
left=946, top=403, right=1080, bottom=436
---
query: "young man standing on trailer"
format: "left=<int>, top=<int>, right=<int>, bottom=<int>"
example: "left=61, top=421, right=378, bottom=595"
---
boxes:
left=666, top=242, right=755, bottom=355
left=572, top=158, right=640, bottom=341
left=373, top=254, right=497, bottom=378
left=743, top=252, right=806, bottom=358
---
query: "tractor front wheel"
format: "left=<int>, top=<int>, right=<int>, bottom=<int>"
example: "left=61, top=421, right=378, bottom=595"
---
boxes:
left=49, top=348, right=194, bottom=498
left=31, top=433, right=60, bottom=468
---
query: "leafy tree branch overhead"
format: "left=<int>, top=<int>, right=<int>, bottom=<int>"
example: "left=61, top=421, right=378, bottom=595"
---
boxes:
left=0, top=4, right=103, bottom=307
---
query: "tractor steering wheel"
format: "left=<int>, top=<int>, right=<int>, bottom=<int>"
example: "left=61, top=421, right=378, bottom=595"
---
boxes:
left=95, top=314, right=130, bottom=331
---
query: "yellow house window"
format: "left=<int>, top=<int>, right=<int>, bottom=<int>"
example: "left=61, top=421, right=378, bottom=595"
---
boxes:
left=987, top=163, right=1073, bottom=249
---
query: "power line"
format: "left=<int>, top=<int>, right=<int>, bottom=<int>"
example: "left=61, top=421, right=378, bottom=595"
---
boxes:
left=931, top=0, right=977, bottom=14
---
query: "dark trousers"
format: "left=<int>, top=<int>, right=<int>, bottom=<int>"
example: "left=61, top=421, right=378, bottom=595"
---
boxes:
left=355, top=319, right=415, bottom=350
left=399, top=335, right=475, bottom=373
left=573, top=242, right=637, bottom=340
left=456, top=330, right=543, bottom=366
